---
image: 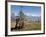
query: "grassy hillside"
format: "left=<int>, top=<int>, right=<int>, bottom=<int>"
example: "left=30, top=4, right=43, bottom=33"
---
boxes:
left=11, top=20, right=41, bottom=31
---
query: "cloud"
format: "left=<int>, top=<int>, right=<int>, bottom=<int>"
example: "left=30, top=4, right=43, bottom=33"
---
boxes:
left=24, top=12, right=40, bottom=17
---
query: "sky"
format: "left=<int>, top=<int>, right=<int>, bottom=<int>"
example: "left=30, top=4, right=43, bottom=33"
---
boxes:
left=11, top=5, right=41, bottom=17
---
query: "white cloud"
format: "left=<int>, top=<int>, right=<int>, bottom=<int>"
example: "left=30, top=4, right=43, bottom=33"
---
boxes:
left=24, top=13, right=40, bottom=17
left=14, top=13, right=18, bottom=16
left=31, top=14, right=40, bottom=17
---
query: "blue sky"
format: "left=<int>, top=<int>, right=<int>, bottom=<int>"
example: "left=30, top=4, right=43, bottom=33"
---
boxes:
left=11, top=5, right=41, bottom=16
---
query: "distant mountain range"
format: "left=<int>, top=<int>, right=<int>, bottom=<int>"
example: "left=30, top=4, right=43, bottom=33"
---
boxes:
left=11, top=15, right=41, bottom=22
left=26, top=16, right=41, bottom=22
